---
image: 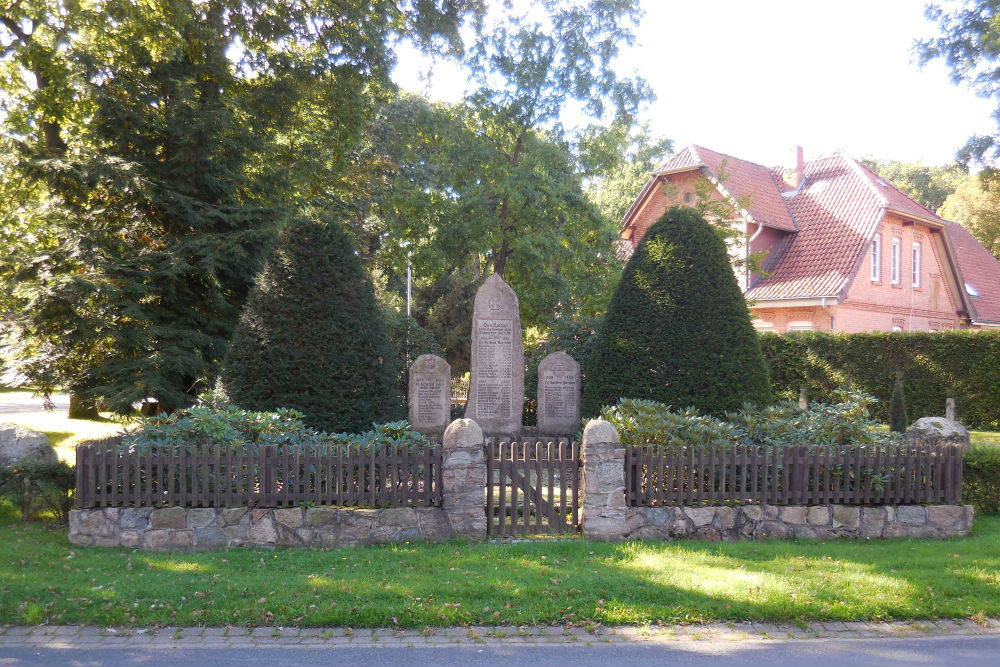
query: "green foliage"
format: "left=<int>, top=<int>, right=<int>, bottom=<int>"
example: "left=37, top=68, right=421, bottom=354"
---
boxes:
left=599, top=391, right=899, bottom=451
left=600, top=398, right=734, bottom=449
left=918, top=2, right=1000, bottom=166
left=0, top=0, right=482, bottom=414
left=124, top=395, right=430, bottom=453
left=963, top=445, right=1000, bottom=515
left=759, top=330, right=1000, bottom=429
left=220, top=216, right=401, bottom=434
left=938, top=172, right=1000, bottom=260
left=860, top=158, right=965, bottom=211
left=0, top=461, right=75, bottom=522
left=582, top=206, right=772, bottom=417
left=889, top=375, right=908, bottom=433
left=382, top=309, right=442, bottom=398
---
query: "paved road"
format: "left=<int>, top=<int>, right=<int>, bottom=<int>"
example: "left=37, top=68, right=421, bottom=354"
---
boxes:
left=2, top=621, right=999, bottom=667
left=0, top=392, right=69, bottom=415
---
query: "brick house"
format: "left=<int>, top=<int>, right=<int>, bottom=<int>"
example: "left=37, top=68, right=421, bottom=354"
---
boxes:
left=619, top=145, right=1000, bottom=332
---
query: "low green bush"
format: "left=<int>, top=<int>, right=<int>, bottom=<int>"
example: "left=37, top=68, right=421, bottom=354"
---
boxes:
left=0, top=461, right=75, bottom=522
left=599, top=391, right=900, bottom=451
left=123, top=394, right=430, bottom=453
left=963, top=446, right=1000, bottom=515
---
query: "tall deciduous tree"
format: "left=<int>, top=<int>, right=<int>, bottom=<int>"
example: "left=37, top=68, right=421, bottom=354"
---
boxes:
left=918, top=2, right=1000, bottom=165
left=0, top=0, right=481, bottom=414
left=938, top=172, right=1000, bottom=259
left=860, top=158, right=965, bottom=211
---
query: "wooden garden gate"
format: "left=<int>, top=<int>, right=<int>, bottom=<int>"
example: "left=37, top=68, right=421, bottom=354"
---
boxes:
left=485, top=437, right=580, bottom=535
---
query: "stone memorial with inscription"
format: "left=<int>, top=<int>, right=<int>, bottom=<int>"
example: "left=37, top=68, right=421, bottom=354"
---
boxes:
left=537, top=351, right=581, bottom=435
left=408, top=354, right=451, bottom=435
left=465, top=274, right=524, bottom=435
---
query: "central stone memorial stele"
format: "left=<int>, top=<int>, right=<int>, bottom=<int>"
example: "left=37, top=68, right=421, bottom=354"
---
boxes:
left=464, top=273, right=524, bottom=436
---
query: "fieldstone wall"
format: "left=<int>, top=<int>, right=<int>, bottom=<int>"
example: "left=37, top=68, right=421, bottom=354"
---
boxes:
left=624, top=503, right=974, bottom=541
left=68, top=505, right=453, bottom=551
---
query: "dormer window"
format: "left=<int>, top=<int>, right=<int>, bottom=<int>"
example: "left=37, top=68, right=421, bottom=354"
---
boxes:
left=870, top=234, right=881, bottom=281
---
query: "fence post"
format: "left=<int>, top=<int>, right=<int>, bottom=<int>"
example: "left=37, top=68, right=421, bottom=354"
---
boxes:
left=441, top=419, right=487, bottom=539
left=580, top=419, right=627, bottom=541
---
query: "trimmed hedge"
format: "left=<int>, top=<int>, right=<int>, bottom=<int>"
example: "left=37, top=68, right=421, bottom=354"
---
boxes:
left=760, top=330, right=1000, bottom=429
left=582, top=207, right=771, bottom=417
left=963, top=446, right=1000, bottom=516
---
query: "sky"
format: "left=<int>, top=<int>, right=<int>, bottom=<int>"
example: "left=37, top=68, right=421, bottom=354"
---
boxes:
left=392, top=0, right=998, bottom=170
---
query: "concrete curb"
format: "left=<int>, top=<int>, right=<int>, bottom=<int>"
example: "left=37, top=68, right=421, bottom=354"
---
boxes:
left=2, top=618, right=998, bottom=649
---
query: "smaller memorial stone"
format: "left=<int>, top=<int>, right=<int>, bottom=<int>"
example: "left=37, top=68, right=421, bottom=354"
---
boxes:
left=408, top=354, right=451, bottom=435
left=537, top=351, right=581, bottom=435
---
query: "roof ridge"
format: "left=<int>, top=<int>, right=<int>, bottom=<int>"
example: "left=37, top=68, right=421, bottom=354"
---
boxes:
left=841, top=154, right=889, bottom=208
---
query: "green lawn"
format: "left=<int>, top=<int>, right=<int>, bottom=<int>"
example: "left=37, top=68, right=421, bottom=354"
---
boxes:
left=0, top=391, right=125, bottom=462
left=1, top=511, right=997, bottom=629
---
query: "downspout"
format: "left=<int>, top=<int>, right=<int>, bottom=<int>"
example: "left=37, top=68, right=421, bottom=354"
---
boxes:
left=820, top=296, right=835, bottom=331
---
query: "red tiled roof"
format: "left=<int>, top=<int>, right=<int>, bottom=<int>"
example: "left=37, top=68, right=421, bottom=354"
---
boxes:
left=944, top=221, right=1000, bottom=325
left=746, top=155, right=885, bottom=300
left=623, top=144, right=1000, bottom=319
left=654, top=146, right=797, bottom=232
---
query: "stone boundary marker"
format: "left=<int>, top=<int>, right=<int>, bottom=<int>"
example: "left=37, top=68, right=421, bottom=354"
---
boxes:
left=1, top=618, right=999, bottom=649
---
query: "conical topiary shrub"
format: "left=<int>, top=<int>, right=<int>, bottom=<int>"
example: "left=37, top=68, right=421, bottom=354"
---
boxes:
left=582, top=206, right=772, bottom=417
left=889, top=373, right=908, bottom=433
left=219, top=215, right=400, bottom=433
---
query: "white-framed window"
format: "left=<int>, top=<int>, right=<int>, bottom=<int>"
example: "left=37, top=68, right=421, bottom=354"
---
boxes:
left=890, top=237, right=901, bottom=285
left=912, top=242, right=922, bottom=287
left=870, top=234, right=881, bottom=281
left=787, top=321, right=814, bottom=332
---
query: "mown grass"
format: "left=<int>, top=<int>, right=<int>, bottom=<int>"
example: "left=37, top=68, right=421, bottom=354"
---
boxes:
left=1, top=508, right=997, bottom=629
left=0, top=391, right=124, bottom=462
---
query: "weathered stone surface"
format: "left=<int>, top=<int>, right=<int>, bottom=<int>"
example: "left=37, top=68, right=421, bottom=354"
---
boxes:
left=779, top=506, right=807, bottom=525
left=77, top=509, right=109, bottom=536
left=756, top=521, right=789, bottom=539
left=416, top=508, right=452, bottom=541
left=464, top=274, right=524, bottom=435
left=742, top=506, right=762, bottom=522
left=832, top=505, right=860, bottom=529
left=441, top=419, right=486, bottom=539
left=306, top=507, right=338, bottom=527
left=274, top=507, right=304, bottom=529
left=222, top=508, right=248, bottom=525
left=408, top=354, right=451, bottom=436
left=251, top=509, right=269, bottom=522
left=717, top=506, right=736, bottom=530
left=581, top=419, right=626, bottom=541
left=905, top=417, right=970, bottom=450
left=379, top=507, right=416, bottom=527
left=0, top=423, right=57, bottom=467
left=249, top=514, right=278, bottom=544
left=896, top=505, right=927, bottom=525
left=582, top=419, right=620, bottom=446
left=683, top=507, right=716, bottom=527
left=536, top=351, right=581, bottom=435
left=150, top=506, right=188, bottom=530
left=144, top=529, right=193, bottom=551
left=119, top=508, right=144, bottom=531
left=119, top=530, right=140, bottom=548
left=927, top=504, right=965, bottom=526
left=188, top=508, right=218, bottom=529
left=194, top=527, right=227, bottom=549
left=859, top=507, right=887, bottom=538
left=807, top=506, right=830, bottom=526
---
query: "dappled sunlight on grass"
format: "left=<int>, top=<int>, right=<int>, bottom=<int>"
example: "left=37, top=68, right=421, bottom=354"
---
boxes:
left=143, top=559, right=211, bottom=573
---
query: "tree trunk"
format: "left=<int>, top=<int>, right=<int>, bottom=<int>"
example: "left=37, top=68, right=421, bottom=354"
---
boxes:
left=67, top=392, right=100, bottom=420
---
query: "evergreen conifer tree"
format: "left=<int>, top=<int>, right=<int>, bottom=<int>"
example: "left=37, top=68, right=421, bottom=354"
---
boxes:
left=889, top=374, right=908, bottom=433
left=220, top=216, right=400, bottom=433
left=582, top=206, right=772, bottom=417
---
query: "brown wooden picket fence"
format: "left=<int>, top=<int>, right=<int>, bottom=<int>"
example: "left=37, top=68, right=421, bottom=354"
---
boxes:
left=485, top=438, right=580, bottom=535
left=625, top=443, right=963, bottom=507
left=75, top=438, right=442, bottom=509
